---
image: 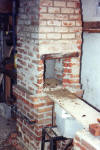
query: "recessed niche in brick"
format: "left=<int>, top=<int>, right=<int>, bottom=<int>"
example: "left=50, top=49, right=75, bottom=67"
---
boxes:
left=44, top=59, right=63, bottom=88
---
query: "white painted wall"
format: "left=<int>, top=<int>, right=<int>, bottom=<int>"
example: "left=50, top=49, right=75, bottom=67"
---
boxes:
left=55, top=104, right=83, bottom=138
left=45, top=59, right=63, bottom=80
left=81, top=0, right=100, bottom=21
left=45, top=60, right=55, bottom=79
left=81, top=0, right=100, bottom=110
left=81, top=33, right=100, bottom=110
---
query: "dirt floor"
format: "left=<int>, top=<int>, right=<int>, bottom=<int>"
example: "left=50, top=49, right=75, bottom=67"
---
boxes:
left=0, top=115, right=17, bottom=150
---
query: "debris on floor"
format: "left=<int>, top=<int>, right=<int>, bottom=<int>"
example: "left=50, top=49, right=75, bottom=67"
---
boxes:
left=0, top=115, right=25, bottom=150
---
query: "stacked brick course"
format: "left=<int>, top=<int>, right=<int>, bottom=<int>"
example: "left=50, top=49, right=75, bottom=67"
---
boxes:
left=39, top=0, right=82, bottom=55
left=13, top=0, right=82, bottom=149
left=13, top=86, right=54, bottom=150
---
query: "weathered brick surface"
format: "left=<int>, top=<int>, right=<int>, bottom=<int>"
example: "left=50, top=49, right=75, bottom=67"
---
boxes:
left=13, top=86, right=54, bottom=150
left=17, top=0, right=43, bottom=95
left=62, top=57, right=81, bottom=93
left=39, top=0, right=82, bottom=55
left=16, top=0, right=82, bottom=94
left=14, top=0, right=83, bottom=149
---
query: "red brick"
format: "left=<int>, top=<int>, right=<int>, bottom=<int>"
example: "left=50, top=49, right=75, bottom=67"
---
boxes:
left=62, top=21, right=75, bottom=27
left=38, top=66, right=44, bottom=71
left=64, top=68, right=72, bottom=73
left=33, top=103, right=45, bottom=108
left=89, top=123, right=100, bottom=136
left=40, top=0, right=53, bottom=7
left=38, top=107, right=52, bottom=113
left=75, top=90, right=83, bottom=98
left=63, top=79, right=79, bottom=84
left=77, top=40, right=82, bottom=44
left=63, top=58, right=71, bottom=62
left=97, top=118, right=100, bottom=123
left=70, top=74, right=79, bottom=78
left=76, top=2, right=81, bottom=8
left=63, top=63, right=73, bottom=67
left=17, top=53, right=22, bottom=58
left=37, top=79, right=43, bottom=84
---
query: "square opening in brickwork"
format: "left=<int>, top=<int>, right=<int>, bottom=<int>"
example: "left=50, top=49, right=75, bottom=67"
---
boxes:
left=41, top=52, right=79, bottom=90
left=43, top=58, right=63, bottom=89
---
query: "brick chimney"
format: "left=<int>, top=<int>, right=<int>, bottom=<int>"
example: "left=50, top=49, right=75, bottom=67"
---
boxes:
left=13, top=0, right=82, bottom=149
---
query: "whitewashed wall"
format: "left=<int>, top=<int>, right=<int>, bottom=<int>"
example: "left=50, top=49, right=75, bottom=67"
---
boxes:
left=81, top=0, right=100, bottom=110
left=81, top=33, right=100, bottom=110
left=81, top=0, right=100, bottom=21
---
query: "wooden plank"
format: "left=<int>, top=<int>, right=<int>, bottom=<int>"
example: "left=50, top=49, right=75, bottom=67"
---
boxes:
left=45, top=89, right=100, bottom=129
left=5, top=75, right=11, bottom=102
left=83, top=21, right=100, bottom=33
left=41, top=52, right=79, bottom=60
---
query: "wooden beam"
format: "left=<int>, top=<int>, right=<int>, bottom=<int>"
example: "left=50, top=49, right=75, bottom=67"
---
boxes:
left=41, top=52, right=79, bottom=60
left=45, top=89, right=100, bottom=129
left=83, top=22, right=100, bottom=33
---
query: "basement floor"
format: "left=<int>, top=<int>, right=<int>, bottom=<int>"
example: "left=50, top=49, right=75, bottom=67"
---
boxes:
left=0, top=115, right=16, bottom=150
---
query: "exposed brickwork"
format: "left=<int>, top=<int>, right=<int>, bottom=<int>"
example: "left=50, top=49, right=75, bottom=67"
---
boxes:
left=13, top=86, right=54, bottom=150
left=39, top=0, right=82, bottom=55
left=17, top=0, right=43, bottom=95
left=13, top=0, right=83, bottom=149
left=89, top=123, right=100, bottom=136
left=63, top=57, right=81, bottom=93
left=16, top=0, right=82, bottom=94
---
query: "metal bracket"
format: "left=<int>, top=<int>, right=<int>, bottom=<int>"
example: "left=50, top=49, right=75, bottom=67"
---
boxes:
left=11, top=105, right=36, bottom=125
left=41, top=126, right=73, bottom=150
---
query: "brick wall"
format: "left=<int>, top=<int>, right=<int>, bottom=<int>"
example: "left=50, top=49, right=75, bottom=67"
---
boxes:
left=13, top=0, right=83, bottom=149
left=16, top=0, right=82, bottom=94
left=73, top=129, right=100, bottom=150
left=39, top=0, right=82, bottom=94
left=39, top=0, right=82, bottom=55
left=17, top=0, right=43, bottom=95
left=13, top=86, right=54, bottom=150
left=63, top=57, right=81, bottom=93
